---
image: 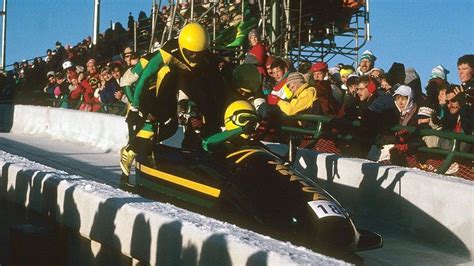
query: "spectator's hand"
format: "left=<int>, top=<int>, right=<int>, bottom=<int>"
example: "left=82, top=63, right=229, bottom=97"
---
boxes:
left=453, top=85, right=465, bottom=95
left=438, top=91, right=447, bottom=105
left=395, top=129, right=410, bottom=143
left=453, top=85, right=468, bottom=106
left=114, top=90, right=123, bottom=100
left=267, top=94, right=281, bottom=105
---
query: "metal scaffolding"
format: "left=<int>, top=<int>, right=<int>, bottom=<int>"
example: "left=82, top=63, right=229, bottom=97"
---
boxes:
left=138, top=0, right=370, bottom=65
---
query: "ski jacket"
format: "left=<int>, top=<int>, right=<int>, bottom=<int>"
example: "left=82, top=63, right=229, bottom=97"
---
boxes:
left=277, top=83, right=317, bottom=116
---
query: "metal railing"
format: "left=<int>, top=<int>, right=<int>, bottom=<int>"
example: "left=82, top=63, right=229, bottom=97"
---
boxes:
left=282, top=114, right=473, bottom=175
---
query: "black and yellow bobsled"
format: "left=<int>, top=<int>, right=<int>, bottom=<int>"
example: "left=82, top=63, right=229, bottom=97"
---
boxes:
left=134, top=126, right=382, bottom=259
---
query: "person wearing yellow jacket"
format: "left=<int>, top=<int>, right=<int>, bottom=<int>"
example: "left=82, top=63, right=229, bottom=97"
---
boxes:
left=267, top=72, right=317, bottom=116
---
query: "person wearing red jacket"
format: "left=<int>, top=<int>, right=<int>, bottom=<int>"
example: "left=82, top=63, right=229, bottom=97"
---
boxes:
left=245, top=29, right=268, bottom=76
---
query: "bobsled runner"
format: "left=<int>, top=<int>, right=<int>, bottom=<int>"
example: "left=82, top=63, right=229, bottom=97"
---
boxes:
left=132, top=125, right=382, bottom=260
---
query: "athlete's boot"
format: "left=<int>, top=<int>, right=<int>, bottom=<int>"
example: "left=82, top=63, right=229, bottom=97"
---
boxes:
left=119, top=173, right=135, bottom=192
left=120, top=145, right=136, bottom=177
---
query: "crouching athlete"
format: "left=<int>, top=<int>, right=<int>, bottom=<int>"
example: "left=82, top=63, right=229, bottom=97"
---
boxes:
left=119, top=22, right=228, bottom=188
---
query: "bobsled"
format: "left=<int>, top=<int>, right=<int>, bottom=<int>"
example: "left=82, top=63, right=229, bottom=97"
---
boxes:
left=133, top=126, right=382, bottom=258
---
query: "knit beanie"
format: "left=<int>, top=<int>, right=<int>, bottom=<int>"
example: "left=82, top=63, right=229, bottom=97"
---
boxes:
left=286, top=72, right=305, bottom=84
left=360, top=50, right=377, bottom=63
left=248, top=28, right=260, bottom=40
left=340, top=68, right=354, bottom=77
left=430, top=65, right=449, bottom=81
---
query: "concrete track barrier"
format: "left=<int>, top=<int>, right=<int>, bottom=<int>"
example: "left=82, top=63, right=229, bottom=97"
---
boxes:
left=0, top=151, right=344, bottom=265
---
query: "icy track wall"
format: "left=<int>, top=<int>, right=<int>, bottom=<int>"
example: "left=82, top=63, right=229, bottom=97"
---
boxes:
left=290, top=148, right=474, bottom=259
left=0, top=151, right=344, bottom=265
left=4, top=105, right=128, bottom=151
left=1, top=104, right=473, bottom=259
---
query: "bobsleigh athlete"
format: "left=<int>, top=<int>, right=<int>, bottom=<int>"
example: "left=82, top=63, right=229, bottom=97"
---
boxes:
left=119, top=22, right=228, bottom=188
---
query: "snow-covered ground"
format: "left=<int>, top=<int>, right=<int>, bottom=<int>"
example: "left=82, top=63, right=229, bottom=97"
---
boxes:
left=1, top=132, right=472, bottom=265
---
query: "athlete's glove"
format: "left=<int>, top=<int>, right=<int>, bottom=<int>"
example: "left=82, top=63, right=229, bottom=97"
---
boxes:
left=126, top=107, right=142, bottom=125
left=189, top=117, right=203, bottom=131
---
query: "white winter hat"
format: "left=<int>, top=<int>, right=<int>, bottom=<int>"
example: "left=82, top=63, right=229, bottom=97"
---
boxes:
left=430, top=65, right=449, bottom=80
left=62, top=60, right=74, bottom=70
left=393, top=85, right=413, bottom=98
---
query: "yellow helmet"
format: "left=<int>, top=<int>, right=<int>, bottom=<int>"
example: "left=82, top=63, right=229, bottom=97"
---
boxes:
left=178, top=23, right=210, bottom=67
left=224, top=101, right=257, bottom=139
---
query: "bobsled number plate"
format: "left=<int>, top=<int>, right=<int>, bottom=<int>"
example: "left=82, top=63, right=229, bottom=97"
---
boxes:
left=308, top=200, right=345, bottom=219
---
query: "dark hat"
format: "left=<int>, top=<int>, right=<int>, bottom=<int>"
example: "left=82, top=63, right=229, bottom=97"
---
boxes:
left=55, top=41, right=62, bottom=46
left=55, top=72, right=64, bottom=79
left=386, top=62, right=405, bottom=86
left=346, top=74, right=359, bottom=86
left=417, top=106, right=435, bottom=118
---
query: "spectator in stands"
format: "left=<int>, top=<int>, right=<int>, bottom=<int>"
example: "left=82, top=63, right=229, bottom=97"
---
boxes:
left=55, top=41, right=67, bottom=62
left=244, top=29, right=268, bottom=76
left=62, top=60, right=78, bottom=83
left=80, top=58, right=101, bottom=112
left=312, top=78, right=341, bottom=116
left=356, top=50, right=376, bottom=76
left=127, top=12, right=135, bottom=33
left=416, top=106, right=441, bottom=148
left=68, top=75, right=84, bottom=108
left=393, top=85, right=418, bottom=127
left=457, top=54, right=474, bottom=94
left=404, top=67, right=424, bottom=106
left=338, top=74, right=359, bottom=120
left=310, top=61, right=343, bottom=107
left=385, top=62, right=405, bottom=93
left=267, top=72, right=316, bottom=117
left=339, top=65, right=355, bottom=92
left=111, top=64, right=124, bottom=82
left=389, top=84, right=424, bottom=166
left=268, top=58, right=292, bottom=100
left=97, top=66, right=120, bottom=106
left=355, top=75, right=398, bottom=159
left=310, top=61, right=328, bottom=82
left=379, top=74, right=392, bottom=93
left=45, top=49, right=53, bottom=63
left=262, top=56, right=276, bottom=95
left=53, top=72, right=69, bottom=108
left=430, top=65, right=450, bottom=82
left=43, top=71, right=57, bottom=97
left=439, top=85, right=472, bottom=152
left=368, top=67, right=384, bottom=83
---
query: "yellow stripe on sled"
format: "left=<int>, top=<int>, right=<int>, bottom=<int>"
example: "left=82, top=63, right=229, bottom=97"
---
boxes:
left=137, top=162, right=221, bottom=198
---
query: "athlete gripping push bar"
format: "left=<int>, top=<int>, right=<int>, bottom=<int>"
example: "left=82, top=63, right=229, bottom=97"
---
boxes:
left=119, top=22, right=212, bottom=188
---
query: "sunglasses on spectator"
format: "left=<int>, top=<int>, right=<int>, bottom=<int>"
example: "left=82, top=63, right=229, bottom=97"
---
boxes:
left=124, top=54, right=132, bottom=58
